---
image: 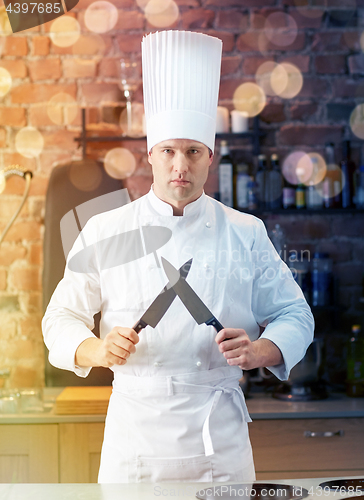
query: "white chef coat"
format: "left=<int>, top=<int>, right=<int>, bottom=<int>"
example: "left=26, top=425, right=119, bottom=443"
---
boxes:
left=42, top=187, right=314, bottom=483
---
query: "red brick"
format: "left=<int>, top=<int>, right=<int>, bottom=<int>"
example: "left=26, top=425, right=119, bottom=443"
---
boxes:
left=216, top=10, right=248, bottom=30
left=277, top=55, right=310, bottom=73
left=342, top=32, right=361, bottom=52
left=0, top=246, right=27, bottom=266
left=42, top=130, right=78, bottom=150
left=32, top=36, right=50, bottom=56
left=299, top=78, right=330, bottom=98
left=207, top=31, right=235, bottom=53
left=11, top=83, right=77, bottom=104
left=181, top=9, right=215, bottom=30
left=221, top=56, right=242, bottom=76
left=0, top=127, right=6, bottom=147
left=29, top=104, right=56, bottom=127
left=0, top=60, right=27, bottom=78
left=3, top=37, right=28, bottom=56
left=80, top=83, right=123, bottom=105
left=28, top=58, right=62, bottom=81
left=114, top=10, right=145, bottom=30
left=77, top=0, right=133, bottom=7
left=332, top=78, right=364, bottom=99
left=219, top=78, right=246, bottom=101
left=279, top=125, right=342, bottom=147
left=242, top=57, right=272, bottom=76
left=62, top=59, right=97, bottom=78
left=290, top=9, right=324, bottom=29
left=42, top=12, right=77, bottom=32
left=260, top=103, right=286, bottom=123
left=290, top=102, right=319, bottom=121
left=205, top=0, right=275, bottom=5
left=52, top=34, right=113, bottom=56
left=38, top=151, right=73, bottom=175
left=175, top=0, right=199, bottom=5
left=0, top=269, right=6, bottom=290
left=98, top=58, right=119, bottom=78
left=348, top=55, right=364, bottom=75
left=315, top=55, right=346, bottom=74
left=311, top=32, right=345, bottom=52
left=237, top=31, right=305, bottom=52
left=5, top=221, right=42, bottom=243
left=116, top=34, right=143, bottom=53
left=28, top=243, right=43, bottom=266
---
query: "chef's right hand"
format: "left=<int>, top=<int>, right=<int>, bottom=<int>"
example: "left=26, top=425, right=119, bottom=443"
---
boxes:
left=75, top=327, right=139, bottom=368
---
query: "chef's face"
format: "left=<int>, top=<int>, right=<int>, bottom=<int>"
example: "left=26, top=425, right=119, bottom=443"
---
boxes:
left=148, top=139, right=213, bottom=215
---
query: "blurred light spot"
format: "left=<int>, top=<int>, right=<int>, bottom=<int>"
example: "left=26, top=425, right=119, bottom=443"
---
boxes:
left=233, top=82, right=266, bottom=118
left=360, top=32, right=364, bottom=52
left=73, top=34, right=106, bottom=55
left=293, top=0, right=324, bottom=18
left=119, top=102, right=145, bottom=137
left=69, top=160, right=103, bottom=191
left=15, top=127, right=44, bottom=158
left=299, top=152, right=326, bottom=186
left=265, top=12, right=298, bottom=47
left=0, top=67, right=12, bottom=97
left=350, top=104, right=364, bottom=140
left=282, top=151, right=312, bottom=186
left=104, top=148, right=136, bottom=179
left=0, top=6, right=12, bottom=36
left=0, top=170, right=5, bottom=194
left=47, top=93, right=78, bottom=126
left=255, top=61, right=278, bottom=97
left=50, top=16, right=80, bottom=47
left=84, top=1, right=118, bottom=34
left=271, top=63, right=303, bottom=99
left=136, top=0, right=149, bottom=10
left=145, top=0, right=179, bottom=28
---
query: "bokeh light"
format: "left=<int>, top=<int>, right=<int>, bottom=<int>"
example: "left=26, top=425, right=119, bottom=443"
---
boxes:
left=271, top=63, right=303, bottom=99
left=104, top=148, right=136, bottom=179
left=0, top=6, right=12, bottom=36
left=0, top=67, right=12, bottom=97
left=0, top=170, right=5, bottom=194
left=293, top=0, right=325, bottom=18
left=255, top=61, right=279, bottom=97
left=282, top=151, right=313, bottom=186
left=233, top=82, right=266, bottom=117
left=299, top=153, right=327, bottom=186
left=50, top=16, right=81, bottom=48
left=84, top=1, right=118, bottom=34
left=119, top=102, right=145, bottom=137
left=145, top=0, right=179, bottom=28
left=69, top=160, right=103, bottom=192
left=72, top=34, right=107, bottom=55
left=360, top=32, right=364, bottom=52
left=15, top=127, right=44, bottom=158
left=136, top=0, right=149, bottom=10
left=265, top=12, right=298, bottom=47
left=47, top=93, right=78, bottom=126
left=350, top=104, right=364, bottom=140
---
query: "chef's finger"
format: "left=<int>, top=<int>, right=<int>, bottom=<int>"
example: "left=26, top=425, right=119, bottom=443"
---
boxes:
left=116, top=327, right=140, bottom=345
left=215, top=328, right=244, bottom=345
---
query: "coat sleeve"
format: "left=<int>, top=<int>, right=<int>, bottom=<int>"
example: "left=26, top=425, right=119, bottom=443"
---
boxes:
left=42, top=218, right=102, bottom=378
left=250, top=218, right=315, bottom=381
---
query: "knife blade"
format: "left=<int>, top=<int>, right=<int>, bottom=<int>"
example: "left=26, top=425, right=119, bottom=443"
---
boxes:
left=161, top=257, right=224, bottom=332
left=132, top=258, right=192, bottom=333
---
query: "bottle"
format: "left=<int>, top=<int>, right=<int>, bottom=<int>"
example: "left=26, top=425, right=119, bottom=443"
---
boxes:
left=218, top=141, right=234, bottom=207
left=340, top=141, right=356, bottom=208
left=306, top=181, right=323, bottom=209
left=288, top=250, right=311, bottom=302
left=270, top=223, right=286, bottom=260
left=247, top=176, right=258, bottom=210
left=255, top=154, right=267, bottom=210
left=322, top=143, right=335, bottom=208
left=295, top=184, right=306, bottom=209
left=311, top=252, right=333, bottom=307
left=234, top=162, right=250, bottom=209
left=266, top=154, right=283, bottom=210
left=354, top=148, right=364, bottom=209
left=282, top=177, right=296, bottom=209
left=346, top=325, right=364, bottom=397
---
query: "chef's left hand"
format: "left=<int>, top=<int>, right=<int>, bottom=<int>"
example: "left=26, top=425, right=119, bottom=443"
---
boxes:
left=215, top=328, right=283, bottom=370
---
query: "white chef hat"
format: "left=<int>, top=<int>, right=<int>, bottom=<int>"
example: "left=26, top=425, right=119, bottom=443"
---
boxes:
left=142, top=30, right=222, bottom=154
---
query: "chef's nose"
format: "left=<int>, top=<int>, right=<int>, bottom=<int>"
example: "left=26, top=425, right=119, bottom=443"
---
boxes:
left=173, top=151, right=189, bottom=174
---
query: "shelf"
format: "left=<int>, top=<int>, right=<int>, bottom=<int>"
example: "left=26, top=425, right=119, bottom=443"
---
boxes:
left=238, top=207, right=364, bottom=216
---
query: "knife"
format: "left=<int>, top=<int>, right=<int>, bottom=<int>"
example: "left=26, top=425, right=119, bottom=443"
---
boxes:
left=132, top=258, right=192, bottom=333
left=161, top=257, right=224, bottom=332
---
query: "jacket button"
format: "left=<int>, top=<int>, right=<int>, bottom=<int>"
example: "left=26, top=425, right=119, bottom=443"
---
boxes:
left=154, top=362, right=162, bottom=367
left=196, top=361, right=202, bottom=367
left=205, top=222, right=211, bottom=228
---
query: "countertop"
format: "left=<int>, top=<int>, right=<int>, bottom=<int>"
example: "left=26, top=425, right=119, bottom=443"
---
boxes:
left=1, top=389, right=364, bottom=424
left=0, top=476, right=363, bottom=500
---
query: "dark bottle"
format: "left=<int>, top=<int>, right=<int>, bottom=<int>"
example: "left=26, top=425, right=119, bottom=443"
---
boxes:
left=340, top=141, right=356, bottom=208
left=346, top=324, right=364, bottom=397
left=323, top=142, right=341, bottom=208
left=295, top=184, right=306, bottom=209
left=218, top=141, right=234, bottom=207
left=266, top=154, right=283, bottom=210
left=255, top=154, right=267, bottom=210
left=282, top=174, right=296, bottom=209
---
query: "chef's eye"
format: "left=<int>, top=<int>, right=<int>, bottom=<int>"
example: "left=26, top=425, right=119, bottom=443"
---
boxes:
left=163, top=149, right=173, bottom=154
left=189, top=149, right=199, bottom=154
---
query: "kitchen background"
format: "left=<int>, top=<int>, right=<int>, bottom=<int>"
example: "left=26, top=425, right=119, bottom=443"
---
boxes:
left=0, top=0, right=363, bottom=391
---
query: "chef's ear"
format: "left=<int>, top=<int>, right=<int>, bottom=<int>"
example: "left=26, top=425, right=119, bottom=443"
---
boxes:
left=148, top=148, right=153, bottom=165
left=208, top=148, right=213, bottom=165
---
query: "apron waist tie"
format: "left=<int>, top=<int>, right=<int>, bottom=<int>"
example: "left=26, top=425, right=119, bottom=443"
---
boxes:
left=169, top=378, right=251, bottom=457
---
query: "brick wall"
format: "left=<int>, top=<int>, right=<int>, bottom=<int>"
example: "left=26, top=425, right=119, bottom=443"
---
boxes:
left=0, top=0, right=363, bottom=388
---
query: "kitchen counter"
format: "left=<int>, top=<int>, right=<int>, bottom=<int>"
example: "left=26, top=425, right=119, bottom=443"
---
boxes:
left=1, top=390, right=364, bottom=424
left=0, top=476, right=363, bottom=500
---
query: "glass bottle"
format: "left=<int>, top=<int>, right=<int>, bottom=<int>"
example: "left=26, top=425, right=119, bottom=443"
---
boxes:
left=234, top=162, right=250, bottom=209
left=346, top=325, right=364, bottom=397
left=340, top=141, right=356, bottom=208
left=255, top=154, right=267, bottom=210
left=295, top=184, right=306, bottom=209
left=218, top=141, right=234, bottom=207
left=266, top=154, right=283, bottom=210
left=311, top=252, right=333, bottom=307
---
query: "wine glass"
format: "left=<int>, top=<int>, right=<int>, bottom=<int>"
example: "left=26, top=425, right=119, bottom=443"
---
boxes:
left=117, top=56, right=140, bottom=136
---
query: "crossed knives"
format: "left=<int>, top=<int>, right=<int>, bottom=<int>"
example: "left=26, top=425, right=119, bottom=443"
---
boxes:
left=132, top=257, right=224, bottom=334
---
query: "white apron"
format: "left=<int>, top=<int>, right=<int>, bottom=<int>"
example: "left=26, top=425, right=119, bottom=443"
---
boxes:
left=98, top=366, right=255, bottom=483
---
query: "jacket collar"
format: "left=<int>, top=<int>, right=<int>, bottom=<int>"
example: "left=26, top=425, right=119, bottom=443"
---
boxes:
left=146, top=185, right=207, bottom=217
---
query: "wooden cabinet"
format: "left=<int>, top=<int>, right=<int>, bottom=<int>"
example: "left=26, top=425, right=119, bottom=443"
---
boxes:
left=249, top=418, right=364, bottom=480
left=0, top=424, right=58, bottom=483
left=59, top=422, right=105, bottom=483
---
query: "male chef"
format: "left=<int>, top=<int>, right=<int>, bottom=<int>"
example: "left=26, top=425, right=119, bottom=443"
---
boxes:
left=42, top=30, right=314, bottom=483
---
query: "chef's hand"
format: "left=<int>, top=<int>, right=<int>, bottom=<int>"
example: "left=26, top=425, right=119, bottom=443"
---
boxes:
left=75, top=327, right=139, bottom=368
left=215, top=328, right=283, bottom=370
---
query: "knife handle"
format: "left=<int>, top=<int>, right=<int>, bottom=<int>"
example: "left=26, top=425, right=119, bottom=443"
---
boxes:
left=206, top=317, right=224, bottom=332
left=132, top=319, right=148, bottom=334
